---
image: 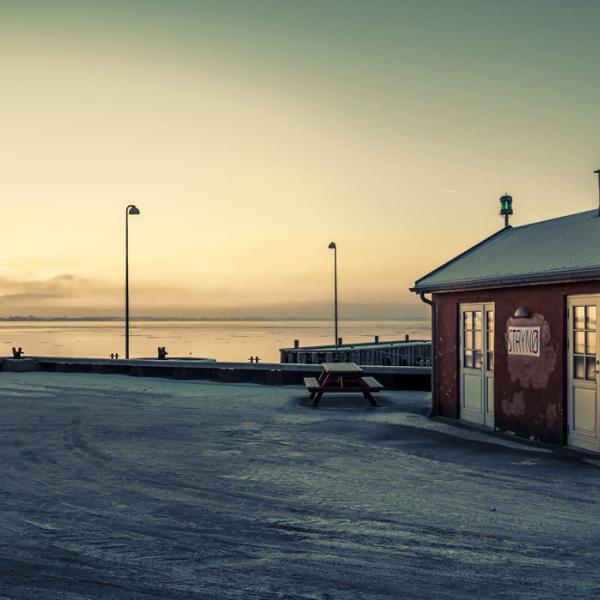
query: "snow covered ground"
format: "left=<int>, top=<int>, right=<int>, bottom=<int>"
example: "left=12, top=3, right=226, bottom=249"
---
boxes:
left=1, top=372, right=600, bottom=599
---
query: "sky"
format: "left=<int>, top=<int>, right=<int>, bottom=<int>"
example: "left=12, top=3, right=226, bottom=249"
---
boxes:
left=1, top=0, right=599, bottom=319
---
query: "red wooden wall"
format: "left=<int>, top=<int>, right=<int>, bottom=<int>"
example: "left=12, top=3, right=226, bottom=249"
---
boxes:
left=432, top=280, right=600, bottom=445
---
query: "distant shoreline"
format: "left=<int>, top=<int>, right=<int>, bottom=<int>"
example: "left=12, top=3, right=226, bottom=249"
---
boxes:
left=0, top=316, right=429, bottom=323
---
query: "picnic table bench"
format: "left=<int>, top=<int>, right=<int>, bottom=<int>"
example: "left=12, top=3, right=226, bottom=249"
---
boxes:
left=304, top=362, right=383, bottom=407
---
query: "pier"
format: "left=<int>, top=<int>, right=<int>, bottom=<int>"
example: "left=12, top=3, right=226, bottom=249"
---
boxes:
left=280, top=336, right=432, bottom=367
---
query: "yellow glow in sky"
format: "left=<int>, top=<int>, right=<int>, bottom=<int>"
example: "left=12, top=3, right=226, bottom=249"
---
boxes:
left=1, top=2, right=599, bottom=318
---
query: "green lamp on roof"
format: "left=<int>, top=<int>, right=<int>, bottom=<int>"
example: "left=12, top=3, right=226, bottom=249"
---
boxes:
left=500, top=194, right=513, bottom=228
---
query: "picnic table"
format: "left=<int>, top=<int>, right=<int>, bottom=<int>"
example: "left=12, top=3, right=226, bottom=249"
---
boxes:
left=304, top=362, right=383, bottom=407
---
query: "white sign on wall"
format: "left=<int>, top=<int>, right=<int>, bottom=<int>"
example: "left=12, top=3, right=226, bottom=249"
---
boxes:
left=507, top=326, right=541, bottom=357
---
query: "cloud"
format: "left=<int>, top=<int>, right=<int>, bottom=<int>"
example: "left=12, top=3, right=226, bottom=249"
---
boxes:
left=0, top=293, right=64, bottom=301
left=0, top=272, right=426, bottom=319
left=0, top=273, right=91, bottom=297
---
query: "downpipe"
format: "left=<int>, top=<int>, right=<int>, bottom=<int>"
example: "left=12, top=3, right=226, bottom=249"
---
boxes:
left=419, top=292, right=437, bottom=416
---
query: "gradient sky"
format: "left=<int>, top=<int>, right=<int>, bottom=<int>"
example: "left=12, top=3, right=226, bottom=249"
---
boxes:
left=1, top=0, right=599, bottom=318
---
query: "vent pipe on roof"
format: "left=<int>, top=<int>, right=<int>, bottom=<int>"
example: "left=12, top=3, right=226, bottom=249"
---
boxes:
left=595, top=169, right=600, bottom=217
left=499, top=194, right=513, bottom=228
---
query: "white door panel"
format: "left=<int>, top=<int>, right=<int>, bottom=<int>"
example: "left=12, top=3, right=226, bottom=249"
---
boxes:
left=573, top=387, right=596, bottom=434
left=464, top=374, right=483, bottom=410
left=568, top=296, right=599, bottom=452
left=460, top=303, right=494, bottom=428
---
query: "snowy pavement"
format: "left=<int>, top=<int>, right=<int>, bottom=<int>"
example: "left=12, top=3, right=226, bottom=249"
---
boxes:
left=1, top=373, right=600, bottom=599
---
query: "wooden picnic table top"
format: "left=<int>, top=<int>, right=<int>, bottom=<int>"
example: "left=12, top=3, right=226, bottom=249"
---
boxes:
left=307, top=362, right=379, bottom=407
left=321, top=362, right=364, bottom=374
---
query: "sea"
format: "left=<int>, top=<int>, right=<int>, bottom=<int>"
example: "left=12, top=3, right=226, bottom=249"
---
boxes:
left=0, top=319, right=431, bottom=363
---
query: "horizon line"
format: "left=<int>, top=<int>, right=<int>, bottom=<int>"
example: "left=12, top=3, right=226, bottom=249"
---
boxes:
left=0, top=315, right=429, bottom=323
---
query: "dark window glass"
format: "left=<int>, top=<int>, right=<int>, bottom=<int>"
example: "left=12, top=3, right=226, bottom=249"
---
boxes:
left=465, top=331, right=473, bottom=350
left=587, top=306, right=597, bottom=331
left=474, top=331, right=483, bottom=351
left=586, top=331, right=596, bottom=356
left=575, top=331, right=586, bottom=354
left=464, top=350, right=473, bottom=368
left=574, top=355, right=586, bottom=380
left=462, top=307, right=492, bottom=371
left=586, top=357, right=597, bottom=381
left=464, top=312, right=473, bottom=330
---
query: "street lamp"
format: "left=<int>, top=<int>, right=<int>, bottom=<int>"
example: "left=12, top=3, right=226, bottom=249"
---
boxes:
left=125, top=204, right=140, bottom=359
left=328, top=241, right=339, bottom=347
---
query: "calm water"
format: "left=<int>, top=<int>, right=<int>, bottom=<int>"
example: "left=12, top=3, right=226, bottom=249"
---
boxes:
left=0, top=320, right=431, bottom=363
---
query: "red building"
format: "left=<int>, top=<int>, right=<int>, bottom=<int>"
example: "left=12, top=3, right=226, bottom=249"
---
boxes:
left=412, top=190, right=600, bottom=452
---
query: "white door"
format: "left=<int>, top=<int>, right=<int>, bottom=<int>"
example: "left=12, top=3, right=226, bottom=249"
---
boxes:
left=460, top=303, right=495, bottom=427
left=567, top=296, right=599, bottom=452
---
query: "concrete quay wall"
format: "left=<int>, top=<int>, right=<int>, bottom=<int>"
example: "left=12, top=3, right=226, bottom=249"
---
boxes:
left=0, top=357, right=431, bottom=391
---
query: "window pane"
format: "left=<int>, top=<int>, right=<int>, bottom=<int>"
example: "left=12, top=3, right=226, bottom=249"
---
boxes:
left=586, top=331, right=597, bottom=356
left=574, top=355, right=586, bottom=379
left=474, top=350, right=483, bottom=369
left=588, top=305, right=597, bottom=331
left=474, top=331, right=483, bottom=351
left=586, top=357, right=597, bottom=381
left=486, top=310, right=494, bottom=331
left=487, top=351, right=494, bottom=371
left=575, top=306, right=586, bottom=330
left=575, top=331, right=586, bottom=354
left=487, top=331, right=494, bottom=352
left=464, top=311, right=473, bottom=330
left=464, top=350, right=473, bottom=368
left=474, top=311, right=482, bottom=330
left=465, top=331, right=473, bottom=349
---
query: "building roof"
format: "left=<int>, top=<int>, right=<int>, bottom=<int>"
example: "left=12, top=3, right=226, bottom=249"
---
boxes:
left=412, top=209, right=600, bottom=293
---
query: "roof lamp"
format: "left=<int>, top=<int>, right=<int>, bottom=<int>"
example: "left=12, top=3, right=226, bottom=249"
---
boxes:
left=500, top=194, right=513, bottom=228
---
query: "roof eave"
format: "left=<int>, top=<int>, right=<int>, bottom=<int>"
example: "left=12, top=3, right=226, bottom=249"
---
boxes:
left=411, top=268, right=600, bottom=294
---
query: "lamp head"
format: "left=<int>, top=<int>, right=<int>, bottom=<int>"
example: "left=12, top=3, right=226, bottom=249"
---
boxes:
left=328, top=242, right=336, bottom=249
left=514, top=306, right=530, bottom=319
left=128, top=205, right=141, bottom=215
left=499, top=193, right=513, bottom=228
left=499, top=194, right=513, bottom=217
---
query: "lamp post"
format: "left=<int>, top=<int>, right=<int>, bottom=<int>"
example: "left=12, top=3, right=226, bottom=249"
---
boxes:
left=125, top=204, right=140, bottom=359
left=328, top=242, right=338, bottom=347
left=595, top=169, right=600, bottom=216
